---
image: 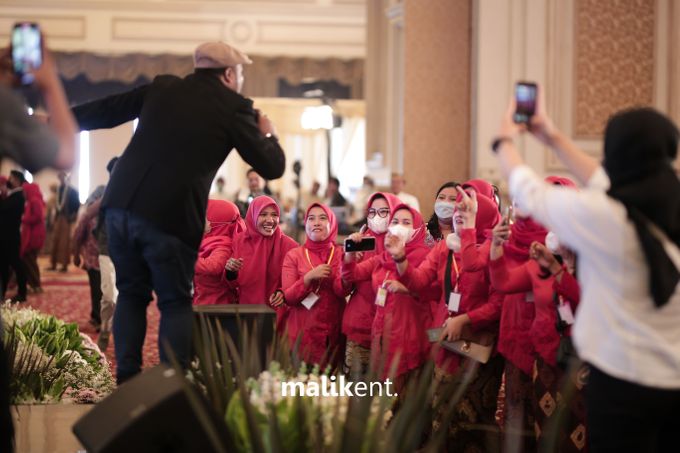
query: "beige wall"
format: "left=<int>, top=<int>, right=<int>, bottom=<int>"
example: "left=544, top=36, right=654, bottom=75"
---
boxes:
left=402, top=0, right=472, bottom=217
left=473, top=0, right=680, bottom=192
left=0, top=0, right=365, bottom=58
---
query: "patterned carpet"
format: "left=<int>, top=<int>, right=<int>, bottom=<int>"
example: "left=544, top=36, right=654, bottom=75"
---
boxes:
left=14, top=258, right=160, bottom=377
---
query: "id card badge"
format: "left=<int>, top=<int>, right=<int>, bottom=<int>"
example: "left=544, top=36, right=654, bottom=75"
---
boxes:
left=375, top=287, right=387, bottom=307
left=448, top=292, right=461, bottom=313
left=301, top=292, right=319, bottom=310
left=557, top=301, right=576, bottom=325
left=525, top=291, right=535, bottom=303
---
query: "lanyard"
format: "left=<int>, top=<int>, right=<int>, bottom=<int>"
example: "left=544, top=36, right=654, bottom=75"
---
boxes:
left=304, top=245, right=335, bottom=270
left=444, top=251, right=460, bottom=302
left=304, top=246, right=335, bottom=294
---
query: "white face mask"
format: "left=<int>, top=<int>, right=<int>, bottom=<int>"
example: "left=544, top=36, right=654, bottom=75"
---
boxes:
left=367, top=216, right=389, bottom=234
left=388, top=223, right=415, bottom=244
left=434, top=200, right=455, bottom=220
left=446, top=232, right=461, bottom=252
left=545, top=231, right=560, bottom=254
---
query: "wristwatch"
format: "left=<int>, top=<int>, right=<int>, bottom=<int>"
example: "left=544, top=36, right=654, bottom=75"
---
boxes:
left=491, top=136, right=513, bottom=154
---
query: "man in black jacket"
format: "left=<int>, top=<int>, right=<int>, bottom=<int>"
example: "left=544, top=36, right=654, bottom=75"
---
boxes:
left=0, top=170, right=28, bottom=303
left=72, top=41, right=286, bottom=383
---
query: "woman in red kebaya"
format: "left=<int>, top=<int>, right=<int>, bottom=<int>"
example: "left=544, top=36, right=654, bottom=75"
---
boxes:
left=20, top=182, right=46, bottom=293
left=490, top=177, right=587, bottom=452
left=226, top=196, right=298, bottom=330
left=282, top=203, right=348, bottom=368
left=193, top=199, right=245, bottom=306
left=393, top=186, right=504, bottom=449
left=342, top=192, right=401, bottom=375
left=343, top=204, right=436, bottom=392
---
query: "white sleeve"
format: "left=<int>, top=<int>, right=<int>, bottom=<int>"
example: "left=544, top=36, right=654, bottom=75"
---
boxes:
left=586, top=167, right=611, bottom=191
left=508, top=165, right=627, bottom=255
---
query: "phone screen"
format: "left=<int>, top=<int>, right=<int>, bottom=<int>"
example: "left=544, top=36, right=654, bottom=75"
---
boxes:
left=12, top=22, right=42, bottom=85
left=513, top=82, right=537, bottom=124
left=344, top=237, right=376, bottom=252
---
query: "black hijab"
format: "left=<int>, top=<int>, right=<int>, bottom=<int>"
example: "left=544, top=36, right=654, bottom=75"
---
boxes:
left=603, top=108, right=680, bottom=307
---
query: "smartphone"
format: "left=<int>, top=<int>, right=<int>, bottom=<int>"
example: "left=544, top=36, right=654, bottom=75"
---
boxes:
left=344, top=237, right=376, bottom=252
left=11, top=22, right=42, bottom=85
left=513, top=81, right=537, bottom=124
left=504, top=205, right=514, bottom=225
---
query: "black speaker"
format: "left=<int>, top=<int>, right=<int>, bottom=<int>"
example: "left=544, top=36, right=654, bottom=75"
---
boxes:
left=193, top=304, right=276, bottom=369
left=73, top=365, right=231, bottom=453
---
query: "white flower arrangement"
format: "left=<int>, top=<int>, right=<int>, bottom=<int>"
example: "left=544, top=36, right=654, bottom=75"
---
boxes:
left=1, top=302, right=115, bottom=404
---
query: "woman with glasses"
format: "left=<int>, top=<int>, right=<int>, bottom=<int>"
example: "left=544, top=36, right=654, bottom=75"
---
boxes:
left=343, top=204, right=438, bottom=394
left=193, top=199, right=245, bottom=305
left=342, top=192, right=401, bottom=376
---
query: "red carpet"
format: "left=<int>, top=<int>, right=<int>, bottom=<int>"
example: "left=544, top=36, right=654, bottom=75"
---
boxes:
left=17, top=258, right=160, bottom=377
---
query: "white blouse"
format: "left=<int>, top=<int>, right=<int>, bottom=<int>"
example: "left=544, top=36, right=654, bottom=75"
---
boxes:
left=509, top=165, right=680, bottom=389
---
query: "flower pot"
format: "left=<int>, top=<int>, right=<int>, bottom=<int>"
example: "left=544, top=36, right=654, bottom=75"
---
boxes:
left=12, top=404, right=93, bottom=453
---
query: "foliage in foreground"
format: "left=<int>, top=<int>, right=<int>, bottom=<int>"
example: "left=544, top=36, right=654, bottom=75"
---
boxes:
left=1, top=303, right=115, bottom=404
left=178, top=315, right=471, bottom=453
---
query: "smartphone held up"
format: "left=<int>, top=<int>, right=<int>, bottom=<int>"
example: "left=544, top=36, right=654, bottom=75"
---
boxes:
left=513, top=81, right=537, bottom=124
left=344, top=237, right=376, bottom=253
left=11, top=22, right=42, bottom=85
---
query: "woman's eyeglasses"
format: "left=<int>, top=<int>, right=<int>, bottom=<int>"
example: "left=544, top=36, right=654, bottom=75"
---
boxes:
left=367, top=208, right=390, bottom=219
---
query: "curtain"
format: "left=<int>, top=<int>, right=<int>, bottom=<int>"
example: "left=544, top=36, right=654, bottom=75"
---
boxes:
left=54, top=51, right=364, bottom=99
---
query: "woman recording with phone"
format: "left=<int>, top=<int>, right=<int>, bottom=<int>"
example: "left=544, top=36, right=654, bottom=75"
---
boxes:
left=341, top=192, right=401, bottom=376
left=493, top=83, right=680, bottom=452
left=342, top=204, right=436, bottom=395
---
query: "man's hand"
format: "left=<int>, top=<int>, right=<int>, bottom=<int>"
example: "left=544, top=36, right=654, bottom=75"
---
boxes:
left=255, top=109, right=277, bottom=138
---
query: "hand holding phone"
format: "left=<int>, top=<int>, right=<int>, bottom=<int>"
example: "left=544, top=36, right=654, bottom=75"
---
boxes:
left=344, top=236, right=376, bottom=252
left=513, top=81, right=537, bottom=124
left=11, top=22, right=42, bottom=85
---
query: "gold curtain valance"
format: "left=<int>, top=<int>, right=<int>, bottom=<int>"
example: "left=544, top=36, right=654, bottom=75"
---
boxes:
left=54, top=51, right=364, bottom=99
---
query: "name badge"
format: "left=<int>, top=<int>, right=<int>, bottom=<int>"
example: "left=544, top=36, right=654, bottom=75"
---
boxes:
left=525, top=291, right=535, bottom=303
left=448, top=292, right=461, bottom=313
left=375, top=287, right=387, bottom=307
left=557, top=301, right=575, bottom=325
left=301, top=292, right=319, bottom=310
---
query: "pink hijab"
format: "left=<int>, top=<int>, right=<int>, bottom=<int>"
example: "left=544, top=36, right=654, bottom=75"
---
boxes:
left=364, top=192, right=402, bottom=254
left=380, top=204, right=429, bottom=272
left=456, top=191, right=501, bottom=244
left=231, top=196, right=298, bottom=304
left=199, top=200, right=245, bottom=257
left=304, top=203, right=338, bottom=259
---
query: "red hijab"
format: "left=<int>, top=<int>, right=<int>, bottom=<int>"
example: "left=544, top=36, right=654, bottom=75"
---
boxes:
left=462, top=179, right=497, bottom=203
left=364, top=192, right=403, bottom=254
left=232, top=196, right=298, bottom=303
left=304, top=203, right=338, bottom=260
left=456, top=192, right=501, bottom=244
left=199, top=200, right=245, bottom=257
left=380, top=204, right=429, bottom=272
left=22, top=183, right=44, bottom=207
